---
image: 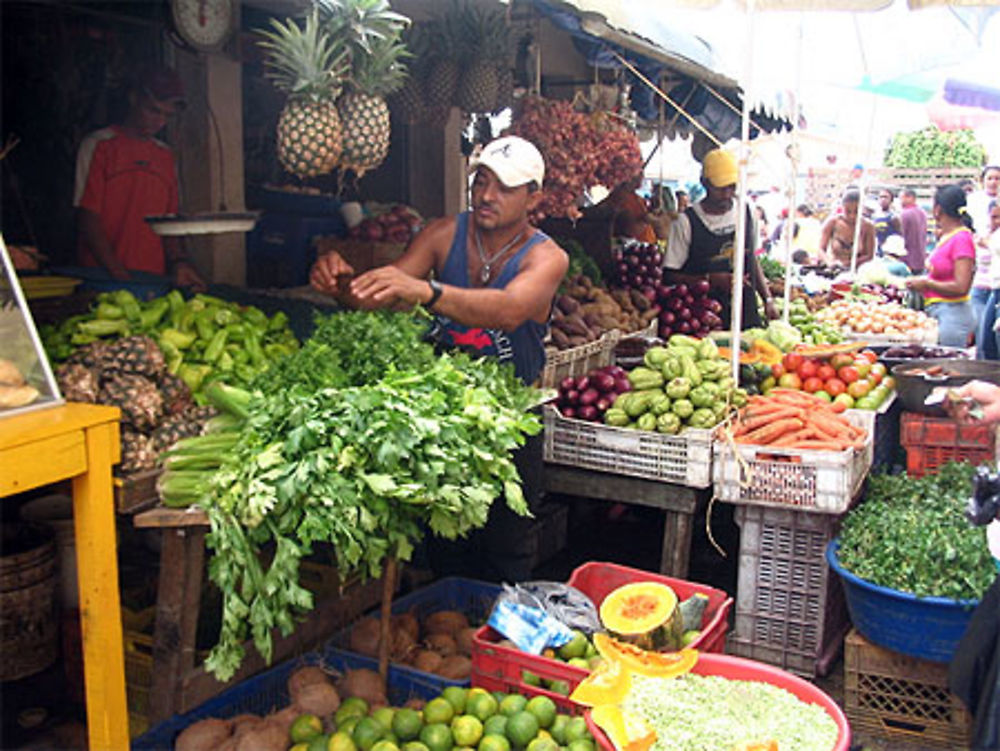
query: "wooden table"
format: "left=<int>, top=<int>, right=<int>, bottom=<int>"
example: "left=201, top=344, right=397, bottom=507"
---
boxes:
left=0, top=403, right=128, bottom=751
left=543, top=465, right=704, bottom=578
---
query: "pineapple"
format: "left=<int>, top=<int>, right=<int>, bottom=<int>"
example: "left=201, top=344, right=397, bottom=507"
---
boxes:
left=424, top=15, right=461, bottom=109
left=102, top=335, right=166, bottom=379
left=99, top=373, right=164, bottom=432
left=56, top=363, right=99, bottom=403
left=120, top=429, right=158, bottom=475
left=258, top=9, right=350, bottom=179
left=493, top=63, right=515, bottom=115
left=455, top=5, right=509, bottom=114
left=150, top=405, right=216, bottom=454
left=66, top=341, right=112, bottom=378
left=157, top=371, right=193, bottom=416
left=338, top=35, right=408, bottom=178
left=389, top=22, right=433, bottom=125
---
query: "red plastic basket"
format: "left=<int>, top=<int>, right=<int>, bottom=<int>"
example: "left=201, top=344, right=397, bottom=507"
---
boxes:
left=470, top=563, right=733, bottom=712
left=584, top=652, right=851, bottom=751
left=900, top=412, right=997, bottom=477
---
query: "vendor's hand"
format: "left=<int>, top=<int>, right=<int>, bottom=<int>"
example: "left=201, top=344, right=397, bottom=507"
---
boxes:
left=764, top=299, right=779, bottom=321
left=310, top=251, right=354, bottom=294
left=172, top=261, right=206, bottom=292
left=905, top=276, right=928, bottom=291
left=350, top=265, right=428, bottom=307
left=945, top=380, right=1000, bottom=425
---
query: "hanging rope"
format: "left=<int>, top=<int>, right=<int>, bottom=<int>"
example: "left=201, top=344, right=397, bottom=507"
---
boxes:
left=609, top=50, right=723, bottom=148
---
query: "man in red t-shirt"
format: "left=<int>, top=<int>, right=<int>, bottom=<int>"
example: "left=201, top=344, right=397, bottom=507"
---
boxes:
left=74, top=66, right=204, bottom=289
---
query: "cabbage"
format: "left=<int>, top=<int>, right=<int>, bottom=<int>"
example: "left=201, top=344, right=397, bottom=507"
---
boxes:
left=765, top=320, right=802, bottom=351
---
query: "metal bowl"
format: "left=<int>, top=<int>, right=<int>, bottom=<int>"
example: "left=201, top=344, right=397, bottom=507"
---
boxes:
left=875, top=344, right=970, bottom=373
left=891, top=359, right=1000, bottom=415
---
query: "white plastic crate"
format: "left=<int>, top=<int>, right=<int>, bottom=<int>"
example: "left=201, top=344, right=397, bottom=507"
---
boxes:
left=542, top=404, right=713, bottom=488
left=728, top=504, right=850, bottom=678
left=711, top=410, right=873, bottom=513
left=618, top=319, right=658, bottom=341
left=539, top=330, right=621, bottom=388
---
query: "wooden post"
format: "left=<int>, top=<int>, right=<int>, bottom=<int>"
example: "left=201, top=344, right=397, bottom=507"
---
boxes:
left=377, top=557, right=398, bottom=680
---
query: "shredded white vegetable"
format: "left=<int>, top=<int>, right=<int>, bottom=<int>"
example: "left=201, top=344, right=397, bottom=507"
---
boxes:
left=624, top=673, right=838, bottom=751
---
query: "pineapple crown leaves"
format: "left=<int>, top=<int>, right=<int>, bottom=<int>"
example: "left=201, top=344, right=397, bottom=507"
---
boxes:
left=456, top=3, right=511, bottom=63
left=257, top=9, right=349, bottom=102
left=317, top=0, right=410, bottom=57
left=348, top=35, right=410, bottom=97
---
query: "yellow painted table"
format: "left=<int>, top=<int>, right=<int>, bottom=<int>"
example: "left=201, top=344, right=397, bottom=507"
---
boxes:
left=0, top=403, right=128, bottom=750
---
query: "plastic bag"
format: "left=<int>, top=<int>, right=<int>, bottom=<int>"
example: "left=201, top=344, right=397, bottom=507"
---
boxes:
left=495, top=582, right=602, bottom=635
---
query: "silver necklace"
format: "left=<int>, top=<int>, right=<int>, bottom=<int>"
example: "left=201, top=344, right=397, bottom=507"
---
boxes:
left=474, top=227, right=526, bottom=284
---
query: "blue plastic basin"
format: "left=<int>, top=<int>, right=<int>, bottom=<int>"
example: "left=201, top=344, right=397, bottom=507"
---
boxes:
left=826, top=540, right=978, bottom=663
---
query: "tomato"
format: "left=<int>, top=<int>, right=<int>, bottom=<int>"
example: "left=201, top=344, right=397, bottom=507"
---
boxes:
left=824, top=377, right=847, bottom=396
left=837, top=365, right=859, bottom=384
left=778, top=372, right=802, bottom=390
left=817, top=364, right=836, bottom=382
left=883, top=376, right=896, bottom=391
left=771, top=363, right=786, bottom=379
left=833, top=393, right=855, bottom=411
left=797, top=360, right=819, bottom=380
left=869, top=371, right=884, bottom=386
left=831, top=399, right=847, bottom=413
left=783, top=352, right=804, bottom=372
left=802, top=376, right=825, bottom=393
left=830, top=353, right=854, bottom=370
left=870, top=363, right=888, bottom=379
left=859, top=349, right=879, bottom=364
left=847, top=379, right=871, bottom=399
left=854, top=360, right=872, bottom=379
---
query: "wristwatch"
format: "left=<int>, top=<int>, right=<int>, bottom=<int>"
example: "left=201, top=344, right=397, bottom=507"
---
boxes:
left=426, top=279, right=443, bottom=309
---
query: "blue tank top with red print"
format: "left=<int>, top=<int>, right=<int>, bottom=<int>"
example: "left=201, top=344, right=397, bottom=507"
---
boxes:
left=427, top=211, right=550, bottom=384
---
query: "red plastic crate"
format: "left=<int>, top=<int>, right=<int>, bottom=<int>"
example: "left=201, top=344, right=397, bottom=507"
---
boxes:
left=471, top=563, right=733, bottom=711
left=900, top=412, right=997, bottom=477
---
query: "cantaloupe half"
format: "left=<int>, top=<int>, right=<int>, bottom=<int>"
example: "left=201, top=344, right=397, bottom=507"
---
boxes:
left=599, top=581, right=682, bottom=650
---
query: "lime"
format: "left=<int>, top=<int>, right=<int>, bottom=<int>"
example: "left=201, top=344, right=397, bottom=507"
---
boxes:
left=466, top=691, right=499, bottom=722
left=292, top=744, right=310, bottom=751
left=329, top=731, right=359, bottom=751
left=680, top=629, right=701, bottom=647
left=353, top=717, right=387, bottom=751
left=291, top=714, right=325, bottom=744
left=371, top=741, right=400, bottom=751
left=442, top=686, right=469, bottom=714
left=583, top=642, right=597, bottom=659
left=505, top=711, right=540, bottom=748
left=549, top=715, right=570, bottom=745
left=526, top=737, right=559, bottom=751
left=498, top=694, right=527, bottom=717
left=483, top=715, right=508, bottom=737
left=480, top=735, right=512, bottom=751
left=402, top=742, right=429, bottom=751
left=564, top=718, right=590, bottom=744
left=372, top=707, right=396, bottom=731
left=423, top=698, right=455, bottom=726
left=491, top=692, right=507, bottom=705
left=339, top=717, right=362, bottom=737
left=392, top=708, right=423, bottom=742
left=452, top=715, right=484, bottom=747
left=566, top=658, right=589, bottom=670
left=567, top=739, right=595, bottom=751
left=557, top=632, right=588, bottom=661
left=308, top=735, right=332, bottom=751
left=341, top=697, right=371, bottom=718
left=545, top=680, right=570, bottom=697
left=521, top=671, right=541, bottom=687
left=419, top=723, right=453, bottom=751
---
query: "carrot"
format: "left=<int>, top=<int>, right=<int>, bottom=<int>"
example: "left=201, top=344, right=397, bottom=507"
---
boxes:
left=789, top=440, right=850, bottom=451
left=805, top=412, right=854, bottom=439
left=737, top=407, right=804, bottom=433
left=741, top=417, right=803, bottom=445
left=770, top=428, right=819, bottom=447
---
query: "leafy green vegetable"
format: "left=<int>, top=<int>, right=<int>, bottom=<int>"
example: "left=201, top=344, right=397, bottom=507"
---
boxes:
left=884, top=126, right=986, bottom=168
left=200, top=311, right=542, bottom=680
left=759, top=255, right=785, bottom=282
left=838, top=463, right=995, bottom=601
left=555, top=237, right=603, bottom=286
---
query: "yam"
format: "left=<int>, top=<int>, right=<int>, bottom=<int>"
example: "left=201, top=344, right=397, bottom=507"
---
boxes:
left=556, top=295, right=581, bottom=315
left=294, top=681, right=341, bottom=718
left=337, top=669, right=387, bottom=706
left=455, top=626, right=477, bottom=656
left=235, top=719, right=287, bottom=751
left=393, top=612, right=420, bottom=643
left=412, top=649, right=444, bottom=673
left=423, top=610, right=469, bottom=637
left=349, top=617, right=382, bottom=658
left=567, top=335, right=588, bottom=347
left=288, top=666, right=332, bottom=704
left=550, top=328, right=571, bottom=349
left=436, top=655, right=472, bottom=681
left=560, top=315, right=590, bottom=338
left=175, top=717, right=232, bottom=751
left=425, top=632, right=457, bottom=657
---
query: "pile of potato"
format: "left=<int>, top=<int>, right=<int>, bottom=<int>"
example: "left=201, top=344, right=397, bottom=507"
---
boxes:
left=550, top=275, right=657, bottom=349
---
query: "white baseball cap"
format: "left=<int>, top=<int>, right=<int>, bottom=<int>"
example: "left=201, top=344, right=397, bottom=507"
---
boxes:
left=470, top=136, right=545, bottom=188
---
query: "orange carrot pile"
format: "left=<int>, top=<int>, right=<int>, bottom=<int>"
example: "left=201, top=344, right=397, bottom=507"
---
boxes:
left=729, top=389, right=868, bottom=450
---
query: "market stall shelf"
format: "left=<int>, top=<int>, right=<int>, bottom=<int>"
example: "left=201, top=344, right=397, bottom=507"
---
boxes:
left=844, top=629, right=971, bottom=750
left=729, top=503, right=850, bottom=678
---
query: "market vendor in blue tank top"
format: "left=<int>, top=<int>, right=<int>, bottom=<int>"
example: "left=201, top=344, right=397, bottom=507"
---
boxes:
left=310, top=135, right=568, bottom=386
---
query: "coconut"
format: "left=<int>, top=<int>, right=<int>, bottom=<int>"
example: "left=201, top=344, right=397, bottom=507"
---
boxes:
left=265, top=705, right=300, bottom=735
left=235, top=719, right=287, bottom=751
left=288, top=666, right=332, bottom=704
left=175, top=717, right=232, bottom=751
left=412, top=649, right=444, bottom=673
left=425, top=633, right=457, bottom=657
left=455, top=626, right=477, bottom=656
left=394, top=611, right=420, bottom=643
left=337, top=668, right=388, bottom=706
left=230, top=715, right=264, bottom=738
left=349, top=618, right=382, bottom=658
left=424, top=610, right=469, bottom=637
left=437, top=655, right=472, bottom=680
left=294, top=681, right=341, bottom=718
left=392, top=626, right=418, bottom=662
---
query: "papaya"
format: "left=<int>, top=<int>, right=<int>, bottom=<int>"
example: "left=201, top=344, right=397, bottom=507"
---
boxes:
left=568, top=658, right=630, bottom=707
left=749, top=339, right=783, bottom=366
left=592, top=633, right=698, bottom=678
left=598, top=582, right=682, bottom=650
left=589, top=706, right=656, bottom=751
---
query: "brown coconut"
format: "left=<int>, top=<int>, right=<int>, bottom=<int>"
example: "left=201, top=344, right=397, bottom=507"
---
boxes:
left=455, top=626, right=477, bottom=656
left=411, top=649, right=444, bottom=673
left=337, top=668, right=388, bottom=706
left=349, top=617, right=382, bottom=658
left=424, top=632, right=457, bottom=657
left=294, top=681, right=341, bottom=718
left=393, top=611, right=420, bottom=643
left=234, top=719, right=287, bottom=751
left=437, top=655, right=472, bottom=681
left=423, top=610, right=469, bottom=637
left=175, top=717, right=233, bottom=751
left=288, top=666, right=332, bottom=705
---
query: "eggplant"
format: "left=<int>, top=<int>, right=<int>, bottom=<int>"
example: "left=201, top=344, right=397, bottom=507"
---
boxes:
left=613, top=377, right=632, bottom=394
left=579, top=388, right=600, bottom=406
left=561, top=406, right=576, bottom=419
left=566, top=389, right=580, bottom=404
left=577, top=405, right=598, bottom=421
left=592, top=373, right=616, bottom=393
left=660, top=311, right=676, bottom=325
left=692, top=279, right=711, bottom=296
left=560, top=376, right=577, bottom=392
left=595, top=397, right=612, bottom=413
left=575, top=376, right=590, bottom=392
left=678, top=308, right=692, bottom=321
left=675, top=283, right=689, bottom=297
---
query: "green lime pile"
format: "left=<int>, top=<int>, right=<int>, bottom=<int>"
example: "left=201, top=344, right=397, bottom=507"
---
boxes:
left=287, top=687, right=597, bottom=751
left=518, top=630, right=603, bottom=696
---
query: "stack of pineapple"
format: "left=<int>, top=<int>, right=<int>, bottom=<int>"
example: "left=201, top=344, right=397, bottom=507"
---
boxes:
left=56, top=336, right=215, bottom=475
left=259, top=0, right=410, bottom=180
